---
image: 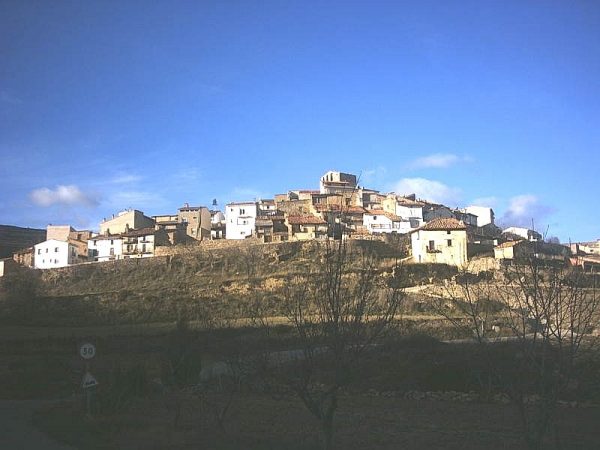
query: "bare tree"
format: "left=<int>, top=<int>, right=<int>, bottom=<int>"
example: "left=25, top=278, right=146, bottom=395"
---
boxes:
left=438, top=258, right=599, bottom=450
left=255, top=239, right=404, bottom=450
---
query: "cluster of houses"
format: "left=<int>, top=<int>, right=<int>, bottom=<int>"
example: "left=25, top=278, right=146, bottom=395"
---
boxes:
left=1, top=170, right=599, bottom=274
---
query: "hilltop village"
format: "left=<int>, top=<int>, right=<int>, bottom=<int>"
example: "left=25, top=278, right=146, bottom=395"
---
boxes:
left=1, top=170, right=599, bottom=275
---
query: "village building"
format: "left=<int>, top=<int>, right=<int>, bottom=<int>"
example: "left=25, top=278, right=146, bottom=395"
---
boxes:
left=33, top=239, right=79, bottom=269
left=0, top=258, right=19, bottom=277
left=100, top=209, right=155, bottom=235
left=409, top=218, right=468, bottom=266
left=226, top=201, right=258, bottom=239
left=463, top=206, right=495, bottom=227
left=502, top=227, right=542, bottom=242
left=286, top=215, right=328, bottom=241
left=12, top=247, right=34, bottom=268
left=495, top=240, right=570, bottom=265
left=121, top=227, right=170, bottom=258
left=210, top=210, right=226, bottom=239
left=422, top=203, right=454, bottom=222
left=88, top=235, right=123, bottom=262
left=177, top=204, right=211, bottom=240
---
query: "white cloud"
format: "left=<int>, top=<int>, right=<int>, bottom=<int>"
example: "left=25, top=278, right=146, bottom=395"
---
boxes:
left=30, top=185, right=98, bottom=207
left=231, top=187, right=270, bottom=201
left=500, top=194, right=554, bottom=228
left=392, top=178, right=461, bottom=205
left=409, top=153, right=471, bottom=169
left=110, top=173, right=142, bottom=184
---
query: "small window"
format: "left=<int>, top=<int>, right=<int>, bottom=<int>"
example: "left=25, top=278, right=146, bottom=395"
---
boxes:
left=37, top=249, right=41, bottom=255
left=45, top=248, right=48, bottom=253
left=110, top=239, right=114, bottom=245
left=447, top=239, right=452, bottom=247
left=428, top=240, right=435, bottom=251
left=110, top=248, right=114, bottom=256
left=240, top=208, right=245, bottom=215
left=447, top=230, right=451, bottom=234
left=55, top=247, right=59, bottom=252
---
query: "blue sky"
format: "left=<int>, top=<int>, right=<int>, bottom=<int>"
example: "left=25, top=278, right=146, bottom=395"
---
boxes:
left=1, top=1, right=599, bottom=242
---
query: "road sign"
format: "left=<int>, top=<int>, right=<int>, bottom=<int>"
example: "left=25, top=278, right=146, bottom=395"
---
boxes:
left=79, top=342, right=96, bottom=360
left=82, top=372, right=98, bottom=389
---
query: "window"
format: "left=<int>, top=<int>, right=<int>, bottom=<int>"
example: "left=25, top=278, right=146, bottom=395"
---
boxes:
left=428, top=240, right=435, bottom=251
left=110, top=248, right=114, bottom=256
left=45, top=248, right=48, bottom=253
left=240, top=208, right=245, bottom=215
left=447, top=239, right=452, bottom=247
left=447, top=230, right=451, bottom=234
left=37, top=249, right=41, bottom=255
left=55, top=247, right=59, bottom=252
left=93, top=241, right=97, bottom=246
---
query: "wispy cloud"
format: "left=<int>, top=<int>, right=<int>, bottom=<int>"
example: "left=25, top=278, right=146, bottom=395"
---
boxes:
left=499, top=194, right=554, bottom=228
left=359, top=166, right=387, bottom=185
left=30, top=185, right=99, bottom=207
left=392, top=178, right=461, bottom=205
left=408, top=153, right=472, bottom=169
left=110, top=173, right=143, bottom=184
left=230, top=187, right=270, bottom=201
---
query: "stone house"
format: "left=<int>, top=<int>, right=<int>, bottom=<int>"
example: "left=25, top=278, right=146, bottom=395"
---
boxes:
left=409, top=218, right=468, bottom=266
left=100, top=209, right=155, bottom=235
left=286, top=215, right=328, bottom=241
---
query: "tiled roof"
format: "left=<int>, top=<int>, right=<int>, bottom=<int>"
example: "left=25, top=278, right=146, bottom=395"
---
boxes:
left=421, top=218, right=466, bottom=231
left=365, top=210, right=402, bottom=221
left=496, top=240, right=524, bottom=249
left=288, top=215, right=327, bottom=225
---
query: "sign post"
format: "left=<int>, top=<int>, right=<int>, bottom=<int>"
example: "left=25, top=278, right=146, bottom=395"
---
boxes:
left=79, top=342, right=98, bottom=418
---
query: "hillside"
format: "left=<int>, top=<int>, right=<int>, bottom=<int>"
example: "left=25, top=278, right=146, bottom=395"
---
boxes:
left=1, top=239, right=437, bottom=327
left=0, top=224, right=45, bottom=258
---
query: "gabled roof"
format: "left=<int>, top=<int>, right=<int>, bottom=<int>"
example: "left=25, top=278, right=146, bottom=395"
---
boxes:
left=423, top=218, right=466, bottom=230
left=364, top=210, right=402, bottom=221
left=410, top=218, right=466, bottom=233
left=287, top=215, right=327, bottom=225
left=495, top=240, right=524, bottom=249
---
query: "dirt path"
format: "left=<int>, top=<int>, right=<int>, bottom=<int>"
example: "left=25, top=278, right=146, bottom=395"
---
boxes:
left=0, top=400, right=74, bottom=450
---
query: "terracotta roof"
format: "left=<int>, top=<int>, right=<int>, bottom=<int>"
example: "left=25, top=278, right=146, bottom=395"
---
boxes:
left=417, top=218, right=466, bottom=231
left=365, top=210, right=402, bottom=221
left=287, top=215, right=327, bottom=225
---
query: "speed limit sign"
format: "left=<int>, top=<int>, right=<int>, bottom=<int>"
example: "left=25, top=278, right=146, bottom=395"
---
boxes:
left=79, top=342, right=96, bottom=360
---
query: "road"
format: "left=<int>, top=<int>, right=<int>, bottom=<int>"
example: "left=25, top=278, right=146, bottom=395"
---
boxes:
left=0, top=400, right=74, bottom=450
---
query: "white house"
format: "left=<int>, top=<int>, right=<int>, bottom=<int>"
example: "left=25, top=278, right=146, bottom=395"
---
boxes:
left=410, top=218, right=468, bottom=267
left=34, top=239, right=78, bottom=269
left=363, top=210, right=419, bottom=234
left=121, top=227, right=167, bottom=258
left=226, top=202, right=258, bottom=240
left=88, top=235, right=123, bottom=262
left=382, top=195, right=424, bottom=223
left=464, top=206, right=495, bottom=227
